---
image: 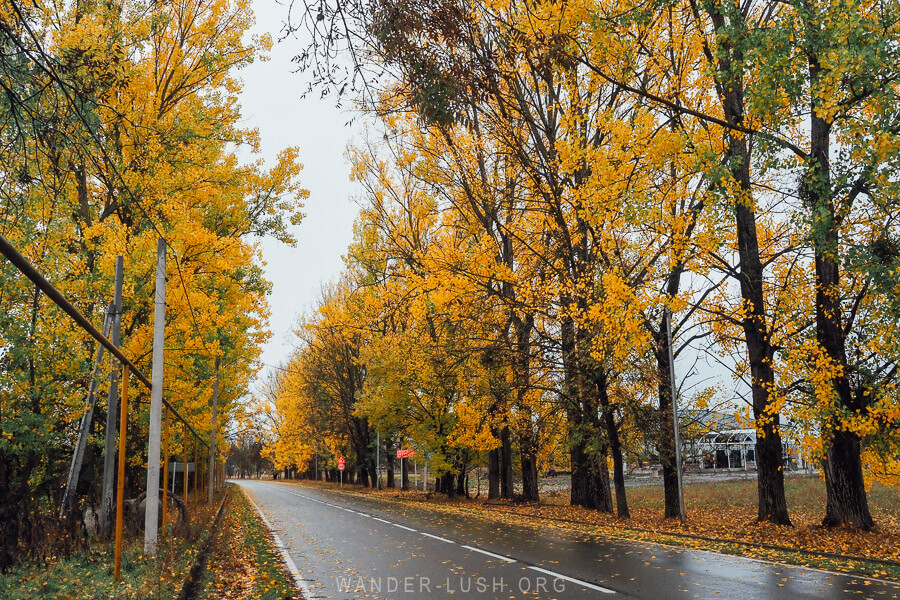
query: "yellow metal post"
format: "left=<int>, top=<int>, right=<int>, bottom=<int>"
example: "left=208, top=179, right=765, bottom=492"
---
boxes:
left=194, top=440, right=200, bottom=504
left=114, top=366, right=130, bottom=581
left=161, top=409, right=169, bottom=539
left=183, top=424, right=188, bottom=503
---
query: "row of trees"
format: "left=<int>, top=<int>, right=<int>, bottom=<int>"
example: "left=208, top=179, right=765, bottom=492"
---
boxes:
left=265, top=0, right=900, bottom=529
left=0, top=0, right=304, bottom=568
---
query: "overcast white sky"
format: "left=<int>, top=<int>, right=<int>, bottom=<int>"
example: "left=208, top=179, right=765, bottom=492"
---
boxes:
left=239, top=0, right=361, bottom=388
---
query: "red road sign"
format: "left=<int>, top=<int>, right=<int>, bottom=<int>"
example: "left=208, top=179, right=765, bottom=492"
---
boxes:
left=338, top=456, right=345, bottom=471
left=396, top=449, right=415, bottom=459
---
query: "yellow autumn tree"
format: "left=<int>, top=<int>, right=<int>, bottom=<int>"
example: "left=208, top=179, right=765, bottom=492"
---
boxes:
left=0, top=0, right=305, bottom=564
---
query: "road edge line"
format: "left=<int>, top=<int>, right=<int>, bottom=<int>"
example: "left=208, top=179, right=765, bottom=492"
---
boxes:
left=259, top=481, right=622, bottom=593
left=526, top=566, right=615, bottom=594
left=241, top=487, right=313, bottom=600
left=461, top=544, right=516, bottom=563
left=421, top=532, right=455, bottom=544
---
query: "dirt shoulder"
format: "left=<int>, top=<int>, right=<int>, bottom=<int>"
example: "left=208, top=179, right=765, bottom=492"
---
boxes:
left=193, top=484, right=298, bottom=600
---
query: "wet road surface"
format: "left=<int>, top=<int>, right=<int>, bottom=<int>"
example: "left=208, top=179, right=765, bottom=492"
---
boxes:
left=234, top=480, right=900, bottom=600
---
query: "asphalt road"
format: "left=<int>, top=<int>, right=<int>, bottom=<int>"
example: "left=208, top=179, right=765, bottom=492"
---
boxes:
left=234, top=480, right=900, bottom=600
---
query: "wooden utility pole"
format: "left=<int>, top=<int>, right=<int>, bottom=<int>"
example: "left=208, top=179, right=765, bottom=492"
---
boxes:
left=145, top=238, right=166, bottom=554
left=60, top=305, right=114, bottom=518
left=208, top=356, right=219, bottom=503
left=101, top=256, right=124, bottom=536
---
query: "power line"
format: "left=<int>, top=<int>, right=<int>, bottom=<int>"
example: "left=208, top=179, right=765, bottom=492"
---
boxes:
left=0, top=233, right=210, bottom=449
left=254, top=359, right=303, bottom=376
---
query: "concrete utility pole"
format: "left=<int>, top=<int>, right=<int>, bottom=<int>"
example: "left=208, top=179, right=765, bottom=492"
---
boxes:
left=376, top=430, right=380, bottom=490
left=145, top=238, right=166, bottom=554
left=666, top=308, right=687, bottom=522
left=100, top=256, right=124, bottom=536
left=208, top=356, right=220, bottom=503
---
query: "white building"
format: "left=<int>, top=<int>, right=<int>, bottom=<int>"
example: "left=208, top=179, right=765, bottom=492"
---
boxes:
left=683, top=412, right=809, bottom=472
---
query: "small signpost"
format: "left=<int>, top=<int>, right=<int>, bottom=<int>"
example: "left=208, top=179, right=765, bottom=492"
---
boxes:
left=397, top=449, right=414, bottom=490
left=338, top=456, right=345, bottom=488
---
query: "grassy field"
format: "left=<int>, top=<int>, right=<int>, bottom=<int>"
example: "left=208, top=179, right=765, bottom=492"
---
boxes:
left=611, top=474, right=900, bottom=519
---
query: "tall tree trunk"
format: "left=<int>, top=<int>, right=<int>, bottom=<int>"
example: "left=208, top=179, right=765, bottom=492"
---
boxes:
left=401, top=457, right=410, bottom=490
left=520, top=440, right=540, bottom=502
left=699, top=2, right=792, bottom=525
left=441, top=472, right=455, bottom=498
left=655, top=337, right=681, bottom=519
left=807, top=65, right=872, bottom=529
left=574, top=362, right=613, bottom=513
left=350, top=417, right=376, bottom=488
left=560, top=297, right=612, bottom=512
left=512, top=312, right=538, bottom=502
left=562, top=311, right=589, bottom=508
left=564, top=349, right=611, bottom=509
left=734, top=191, right=791, bottom=524
left=500, top=425, right=513, bottom=499
left=570, top=433, right=594, bottom=508
left=488, top=446, right=500, bottom=499
left=823, top=430, right=872, bottom=528
left=597, top=370, right=629, bottom=518
left=590, top=440, right=614, bottom=514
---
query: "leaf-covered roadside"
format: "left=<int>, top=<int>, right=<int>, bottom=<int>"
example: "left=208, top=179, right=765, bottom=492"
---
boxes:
left=197, top=485, right=296, bottom=600
left=299, top=476, right=900, bottom=581
left=0, top=496, right=223, bottom=600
